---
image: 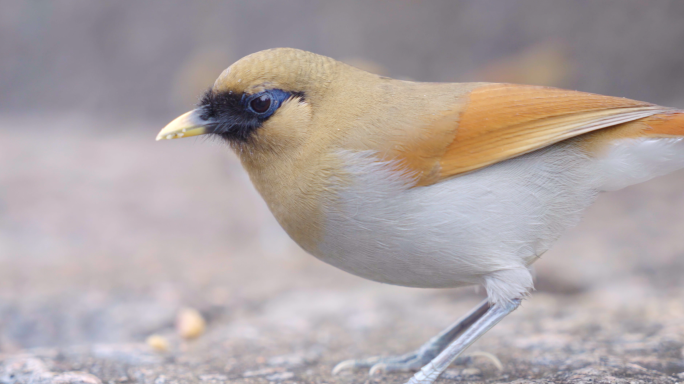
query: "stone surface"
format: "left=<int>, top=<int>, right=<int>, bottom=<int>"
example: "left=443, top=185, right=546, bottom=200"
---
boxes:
left=1, top=120, right=684, bottom=383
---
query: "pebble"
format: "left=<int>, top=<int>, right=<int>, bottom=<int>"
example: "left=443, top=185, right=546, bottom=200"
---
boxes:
left=146, top=335, right=170, bottom=352
left=177, top=308, right=206, bottom=339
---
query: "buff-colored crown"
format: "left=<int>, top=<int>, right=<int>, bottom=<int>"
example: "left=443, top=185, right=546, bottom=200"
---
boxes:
left=212, top=48, right=341, bottom=95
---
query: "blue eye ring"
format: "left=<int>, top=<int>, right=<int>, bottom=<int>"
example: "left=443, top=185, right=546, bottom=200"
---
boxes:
left=243, top=90, right=294, bottom=118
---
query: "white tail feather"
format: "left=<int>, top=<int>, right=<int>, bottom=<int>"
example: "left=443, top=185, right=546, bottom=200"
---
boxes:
left=598, top=137, right=684, bottom=191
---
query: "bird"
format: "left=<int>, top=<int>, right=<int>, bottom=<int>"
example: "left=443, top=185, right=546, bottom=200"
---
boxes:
left=157, top=48, right=684, bottom=384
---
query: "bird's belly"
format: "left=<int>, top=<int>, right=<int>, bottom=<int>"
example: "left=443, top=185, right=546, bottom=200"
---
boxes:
left=314, top=145, right=601, bottom=288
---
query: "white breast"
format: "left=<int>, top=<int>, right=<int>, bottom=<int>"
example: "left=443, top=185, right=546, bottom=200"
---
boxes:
left=312, top=137, right=684, bottom=304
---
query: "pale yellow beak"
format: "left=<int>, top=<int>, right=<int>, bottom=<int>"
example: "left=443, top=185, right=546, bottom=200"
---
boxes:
left=156, top=109, right=209, bottom=141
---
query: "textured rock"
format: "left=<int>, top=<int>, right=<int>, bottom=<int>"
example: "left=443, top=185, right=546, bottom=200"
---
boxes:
left=1, top=121, right=683, bottom=383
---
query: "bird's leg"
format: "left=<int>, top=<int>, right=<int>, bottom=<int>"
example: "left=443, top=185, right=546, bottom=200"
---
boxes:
left=406, top=298, right=521, bottom=384
left=332, top=299, right=491, bottom=375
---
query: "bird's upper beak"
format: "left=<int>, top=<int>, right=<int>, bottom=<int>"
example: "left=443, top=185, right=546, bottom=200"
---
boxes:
left=156, top=109, right=210, bottom=141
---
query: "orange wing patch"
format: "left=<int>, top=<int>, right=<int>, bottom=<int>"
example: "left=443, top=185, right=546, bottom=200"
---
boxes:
left=429, top=84, right=667, bottom=183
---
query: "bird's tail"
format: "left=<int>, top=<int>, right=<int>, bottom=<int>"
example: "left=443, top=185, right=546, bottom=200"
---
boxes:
left=642, top=110, right=684, bottom=137
left=596, top=111, right=684, bottom=191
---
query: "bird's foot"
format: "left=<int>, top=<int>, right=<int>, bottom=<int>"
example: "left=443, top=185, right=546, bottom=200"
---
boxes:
left=332, top=350, right=501, bottom=376
left=332, top=350, right=435, bottom=375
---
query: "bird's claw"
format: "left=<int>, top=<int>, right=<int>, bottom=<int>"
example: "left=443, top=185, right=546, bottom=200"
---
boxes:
left=461, top=351, right=503, bottom=371
left=331, top=360, right=354, bottom=375
left=332, top=357, right=379, bottom=375
left=333, top=351, right=502, bottom=376
left=369, top=363, right=388, bottom=376
left=332, top=352, right=425, bottom=375
left=368, top=363, right=384, bottom=376
left=332, top=355, right=408, bottom=375
left=370, top=361, right=423, bottom=375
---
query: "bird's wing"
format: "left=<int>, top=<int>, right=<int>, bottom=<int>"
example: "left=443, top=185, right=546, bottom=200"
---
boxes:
left=397, top=83, right=671, bottom=187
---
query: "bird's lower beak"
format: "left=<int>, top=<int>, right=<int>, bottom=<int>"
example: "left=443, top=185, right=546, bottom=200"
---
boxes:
left=156, top=109, right=209, bottom=141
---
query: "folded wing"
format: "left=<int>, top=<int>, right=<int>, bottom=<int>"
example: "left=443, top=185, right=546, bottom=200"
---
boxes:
left=402, top=84, right=672, bottom=186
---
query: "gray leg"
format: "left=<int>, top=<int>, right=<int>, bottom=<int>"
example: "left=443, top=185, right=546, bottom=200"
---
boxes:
left=406, top=298, right=522, bottom=384
left=332, top=299, right=491, bottom=375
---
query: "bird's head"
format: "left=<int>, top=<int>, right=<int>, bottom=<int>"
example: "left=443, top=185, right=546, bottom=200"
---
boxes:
left=157, top=48, right=349, bottom=152
left=157, top=48, right=388, bottom=252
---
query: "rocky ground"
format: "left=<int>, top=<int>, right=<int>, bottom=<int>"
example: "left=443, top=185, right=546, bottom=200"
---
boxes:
left=1, top=116, right=684, bottom=384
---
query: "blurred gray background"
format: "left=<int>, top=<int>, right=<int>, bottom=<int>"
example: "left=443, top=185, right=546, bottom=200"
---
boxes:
left=2, top=1, right=684, bottom=383
left=3, top=1, right=684, bottom=120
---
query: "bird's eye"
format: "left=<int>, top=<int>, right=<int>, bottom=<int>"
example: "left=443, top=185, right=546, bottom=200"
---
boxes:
left=249, top=94, right=272, bottom=114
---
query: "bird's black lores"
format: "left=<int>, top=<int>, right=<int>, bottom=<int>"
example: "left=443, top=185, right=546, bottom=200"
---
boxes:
left=198, top=88, right=305, bottom=142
